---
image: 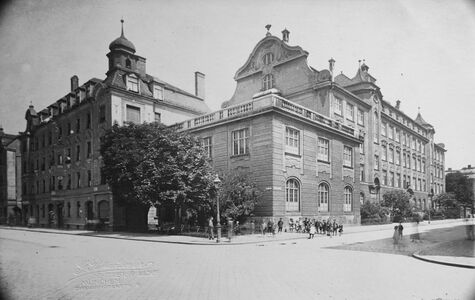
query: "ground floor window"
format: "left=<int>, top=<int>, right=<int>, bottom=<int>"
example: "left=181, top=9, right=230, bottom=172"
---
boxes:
left=285, top=179, right=300, bottom=211
left=344, top=186, right=353, bottom=212
left=98, top=200, right=110, bottom=221
left=318, top=182, right=329, bottom=212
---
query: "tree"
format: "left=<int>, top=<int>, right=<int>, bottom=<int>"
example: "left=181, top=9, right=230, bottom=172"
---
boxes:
left=445, top=172, right=474, bottom=213
left=215, top=172, right=262, bottom=223
left=381, top=190, right=412, bottom=221
left=360, top=201, right=389, bottom=224
left=434, top=192, right=460, bottom=219
left=100, top=122, right=216, bottom=229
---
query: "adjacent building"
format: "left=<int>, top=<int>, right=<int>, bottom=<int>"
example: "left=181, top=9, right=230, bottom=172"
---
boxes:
left=19, top=21, right=210, bottom=230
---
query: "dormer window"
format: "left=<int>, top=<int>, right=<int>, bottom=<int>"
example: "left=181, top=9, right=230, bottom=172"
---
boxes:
left=127, top=74, right=139, bottom=92
left=263, top=52, right=274, bottom=65
left=263, top=74, right=274, bottom=90
left=126, top=58, right=131, bottom=69
left=153, top=85, right=164, bottom=100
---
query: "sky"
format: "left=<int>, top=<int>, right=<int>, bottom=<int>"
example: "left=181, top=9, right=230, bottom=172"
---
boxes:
left=0, top=0, right=474, bottom=170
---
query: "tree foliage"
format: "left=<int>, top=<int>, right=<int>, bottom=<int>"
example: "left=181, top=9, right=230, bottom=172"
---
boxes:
left=360, top=201, right=389, bottom=220
left=100, top=122, right=216, bottom=214
left=381, top=190, right=412, bottom=219
left=445, top=172, right=474, bottom=210
left=434, top=192, right=460, bottom=219
left=216, top=172, right=262, bottom=223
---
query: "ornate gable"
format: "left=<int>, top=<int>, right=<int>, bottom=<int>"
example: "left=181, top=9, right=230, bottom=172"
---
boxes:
left=234, top=36, right=308, bottom=80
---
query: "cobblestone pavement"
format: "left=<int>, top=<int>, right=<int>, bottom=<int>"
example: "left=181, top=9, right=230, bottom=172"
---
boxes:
left=1, top=222, right=474, bottom=300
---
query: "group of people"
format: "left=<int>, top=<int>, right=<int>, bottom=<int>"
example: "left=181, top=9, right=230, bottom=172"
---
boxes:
left=289, top=218, right=343, bottom=238
left=392, top=222, right=404, bottom=248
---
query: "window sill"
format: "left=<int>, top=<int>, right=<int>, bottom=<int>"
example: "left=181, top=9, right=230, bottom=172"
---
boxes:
left=285, top=152, right=301, bottom=158
left=230, top=153, right=250, bottom=159
left=343, top=165, right=353, bottom=170
left=317, top=159, right=330, bottom=164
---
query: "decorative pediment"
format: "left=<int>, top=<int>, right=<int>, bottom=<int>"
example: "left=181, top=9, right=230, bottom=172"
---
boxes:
left=234, top=36, right=308, bottom=80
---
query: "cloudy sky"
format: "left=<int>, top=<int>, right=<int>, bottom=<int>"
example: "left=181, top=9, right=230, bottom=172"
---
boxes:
left=0, top=0, right=474, bottom=170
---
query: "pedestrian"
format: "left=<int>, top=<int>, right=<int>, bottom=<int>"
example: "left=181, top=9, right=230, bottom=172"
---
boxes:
left=392, top=225, right=400, bottom=249
left=261, top=219, right=266, bottom=235
left=289, top=218, right=294, bottom=232
left=208, top=216, right=214, bottom=240
left=278, top=218, right=284, bottom=233
left=465, top=215, right=474, bottom=241
left=267, top=219, right=274, bottom=236
left=309, top=221, right=316, bottom=239
left=250, top=220, right=255, bottom=235
left=338, top=224, right=343, bottom=236
left=398, top=222, right=404, bottom=239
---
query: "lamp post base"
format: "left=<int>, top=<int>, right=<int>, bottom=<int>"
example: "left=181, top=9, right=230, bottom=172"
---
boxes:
left=216, top=224, right=222, bottom=243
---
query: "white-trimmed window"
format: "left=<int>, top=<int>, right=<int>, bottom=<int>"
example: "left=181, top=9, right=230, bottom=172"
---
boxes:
left=318, top=137, right=329, bottom=162
left=318, top=182, right=329, bottom=212
left=202, top=137, right=212, bottom=158
left=263, top=52, right=274, bottom=65
left=343, top=146, right=353, bottom=168
left=389, top=171, right=394, bottom=187
left=343, top=186, right=352, bottom=212
left=232, top=128, right=249, bottom=156
left=285, top=179, right=300, bottom=211
left=374, top=155, right=379, bottom=170
left=383, top=170, right=388, bottom=185
left=285, top=127, right=300, bottom=155
left=396, top=173, right=401, bottom=188
left=373, top=111, right=379, bottom=143
left=395, top=128, right=400, bottom=142
left=126, top=105, right=140, bottom=124
left=263, top=74, right=274, bottom=90
left=395, top=149, right=400, bottom=165
left=334, top=98, right=343, bottom=116
left=388, top=125, right=394, bottom=139
left=127, top=74, right=139, bottom=92
left=388, top=147, right=394, bottom=163
left=382, top=145, right=387, bottom=161
left=357, top=109, right=364, bottom=125
left=153, top=85, right=164, bottom=100
left=381, top=122, right=387, bottom=137
left=346, top=103, right=354, bottom=121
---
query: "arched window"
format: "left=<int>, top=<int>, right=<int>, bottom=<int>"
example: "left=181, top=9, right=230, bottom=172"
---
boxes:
left=125, top=58, right=131, bottom=68
left=285, top=179, right=300, bottom=211
left=344, top=186, right=353, bottom=212
left=263, top=74, right=274, bottom=90
left=318, top=182, right=329, bottom=212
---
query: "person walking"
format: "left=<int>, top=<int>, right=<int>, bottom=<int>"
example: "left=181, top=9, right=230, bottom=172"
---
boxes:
left=308, top=220, right=316, bottom=239
left=261, top=219, right=266, bottom=235
left=277, top=218, right=284, bottom=233
left=398, top=222, right=404, bottom=239
left=208, top=217, right=215, bottom=240
left=392, top=225, right=400, bottom=250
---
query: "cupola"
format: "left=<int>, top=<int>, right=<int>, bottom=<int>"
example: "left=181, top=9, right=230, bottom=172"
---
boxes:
left=109, top=19, right=136, bottom=54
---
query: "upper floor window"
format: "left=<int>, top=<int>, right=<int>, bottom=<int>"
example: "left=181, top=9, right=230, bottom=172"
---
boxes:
left=374, top=155, right=379, bottom=170
left=382, top=145, right=387, bottom=161
left=346, top=103, right=354, bottom=121
left=153, top=85, right=164, bottom=100
left=388, top=147, right=394, bottom=164
left=388, top=125, right=394, bottom=139
left=263, top=52, right=274, bottom=65
left=395, top=128, right=400, bottom=143
left=343, top=186, right=353, bottom=212
left=154, top=112, right=161, bottom=123
left=357, top=109, right=364, bottom=125
left=263, top=74, right=274, bottom=90
left=373, top=111, right=379, bottom=143
left=334, top=98, right=343, bottom=116
left=285, top=178, right=300, bottom=212
left=343, top=146, right=353, bottom=168
left=99, top=105, right=106, bottom=123
left=202, top=137, right=212, bottom=158
left=381, top=122, right=387, bottom=137
left=76, top=118, right=81, bottom=133
left=127, top=74, right=139, bottom=92
left=318, top=138, right=329, bottom=162
left=87, top=141, right=92, bottom=158
left=318, top=182, right=329, bottom=212
left=86, top=112, right=91, bottom=129
left=285, top=127, right=300, bottom=155
left=125, top=58, right=131, bottom=69
left=232, top=128, right=249, bottom=156
left=126, top=105, right=140, bottom=124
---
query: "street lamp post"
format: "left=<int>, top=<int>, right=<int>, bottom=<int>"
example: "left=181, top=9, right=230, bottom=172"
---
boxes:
left=213, top=174, right=221, bottom=243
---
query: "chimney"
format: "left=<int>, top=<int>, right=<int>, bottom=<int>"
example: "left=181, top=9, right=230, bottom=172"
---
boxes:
left=328, top=58, right=335, bottom=80
left=195, top=72, right=205, bottom=99
left=71, top=75, right=79, bottom=92
left=395, top=100, right=401, bottom=110
left=282, top=28, right=290, bottom=43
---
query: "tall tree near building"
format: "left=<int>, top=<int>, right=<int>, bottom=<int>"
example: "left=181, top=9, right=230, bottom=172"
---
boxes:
left=445, top=172, right=474, bottom=213
left=381, top=190, right=412, bottom=221
left=100, top=122, right=216, bottom=230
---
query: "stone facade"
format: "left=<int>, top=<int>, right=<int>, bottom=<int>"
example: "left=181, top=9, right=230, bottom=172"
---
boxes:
left=19, top=23, right=210, bottom=230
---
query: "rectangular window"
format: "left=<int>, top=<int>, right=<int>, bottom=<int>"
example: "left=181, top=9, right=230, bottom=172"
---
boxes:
left=127, top=75, right=139, bottom=92
left=343, top=146, right=353, bottom=168
left=360, top=164, right=365, bottom=181
left=67, top=202, right=71, bottom=218
left=87, top=170, right=92, bottom=187
left=67, top=123, right=72, bottom=135
left=52, top=176, right=56, bottom=191
left=396, top=173, right=401, bottom=188
left=87, top=112, right=91, bottom=129
left=153, top=85, right=164, bottom=100
left=388, top=125, right=393, bottom=139
left=388, top=147, right=394, bottom=164
left=357, top=109, right=364, bottom=125
left=374, top=155, right=379, bottom=170
left=318, top=138, right=329, bottom=162
left=126, top=105, right=141, bottom=124
left=422, top=160, right=425, bottom=173
left=77, top=201, right=81, bottom=217
left=154, top=112, right=161, bottom=123
left=67, top=174, right=71, bottom=190
left=334, top=98, right=343, bottom=116
left=359, top=142, right=364, bottom=154
left=285, top=127, right=300, bottom=155
left=58, top=126, right=63, bottom=141
left=232, top=128, right=249, bottom=156
left=87, top=141, right=92, bottom=158
left=346, top=103, right=354, bottom=121
left=381, top=122, right=387, bottom=137
left=423, top=179, right=426, bottom=192
left=76, top=118, right=80, bottom=133
left=383, top=170, right=388, bottom=185
left=99, top=105, right=106, bottom=123
left=202, top=137, right=212, bottom=158
left=389, top=171, right=394, bottom=187
left=76, top=172, right=81, bottom=188
left=412, top=156, right=417, bottom=170
left=395, top=128, right=400, bottom=143
left=58, top=178, right=63, bottom=190
left=396, top=150, right=401, bottom=165
left=382, top=145, right=387, bottom=161
left=76, top=145, right=80, bottom=161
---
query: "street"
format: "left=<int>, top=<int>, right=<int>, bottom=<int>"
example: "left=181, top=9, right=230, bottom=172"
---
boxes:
left=0, top=223, right=474, bottom=300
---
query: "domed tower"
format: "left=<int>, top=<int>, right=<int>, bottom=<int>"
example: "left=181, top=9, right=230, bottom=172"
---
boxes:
left=106, top=19, right=146, bottom=76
